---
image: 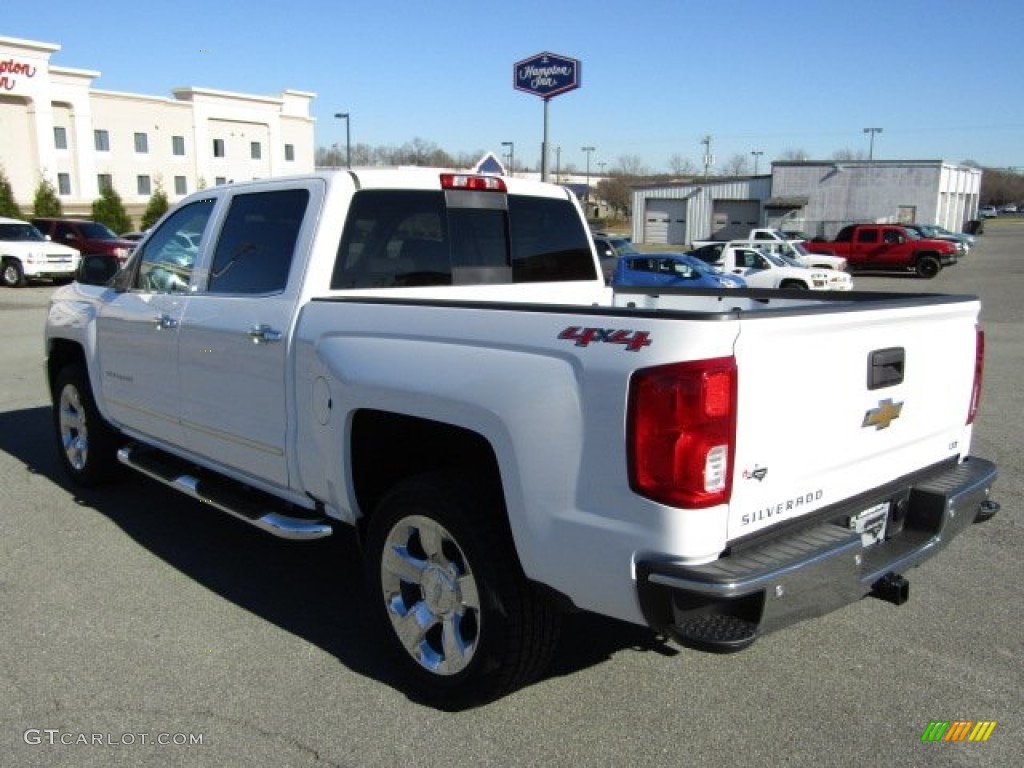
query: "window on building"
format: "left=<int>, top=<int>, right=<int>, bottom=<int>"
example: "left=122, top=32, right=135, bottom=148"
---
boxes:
left=250, top=142, right=262, bottom=160
left=134, top=132, right=149, bottom=153
left=94, top=130, right=110, bottom=152
left=172, top=135, right=186, bottom=156
left=138, top=175, right=152, bottom=195
left=284, top=144, right=295, bottom=162
left=57, top=173, right=71, bottom=196
left=97, top=174, right=113, bottom=192
left=174, top=176, right=188, bottom=196
left=215, top=177, right=227, bottom=186
left=213, top=139, right=225, bottom=158
left=54, top=127, right=68, bottom=150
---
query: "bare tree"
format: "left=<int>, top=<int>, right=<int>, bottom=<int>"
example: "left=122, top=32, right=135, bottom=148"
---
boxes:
left=596, top=176, right=633, bottom=217
left=668, top=154, right=697, bottom=176
left=615, top=155, right=648, bottom=177
left=779, top=148, right=810, bottom=161
left=722, top=153, right=751, bottom=176
left=832, top=148, right=867, bottom=161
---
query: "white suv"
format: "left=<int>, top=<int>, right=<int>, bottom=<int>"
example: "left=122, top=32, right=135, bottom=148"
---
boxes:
left=0, top=217, right=81, bottom=287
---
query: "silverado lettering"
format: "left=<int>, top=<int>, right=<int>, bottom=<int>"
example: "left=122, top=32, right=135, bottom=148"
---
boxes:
left=741, top=490, right=825, bottom=526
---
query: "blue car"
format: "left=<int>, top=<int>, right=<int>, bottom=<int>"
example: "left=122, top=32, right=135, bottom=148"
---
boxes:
left=612, top=252, right=746, bottom=289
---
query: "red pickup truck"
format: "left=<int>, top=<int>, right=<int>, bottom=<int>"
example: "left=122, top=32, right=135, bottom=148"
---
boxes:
left=804, top=224, right=958, bottom=278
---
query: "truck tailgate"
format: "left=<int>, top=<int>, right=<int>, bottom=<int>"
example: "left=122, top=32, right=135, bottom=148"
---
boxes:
left=727, top=298, right=980, bottom=542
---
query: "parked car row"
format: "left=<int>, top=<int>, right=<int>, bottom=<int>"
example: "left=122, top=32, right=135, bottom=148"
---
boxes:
left=597, top=228, right=854, bottom=292
left=980, top=204, right=1020, bottom=217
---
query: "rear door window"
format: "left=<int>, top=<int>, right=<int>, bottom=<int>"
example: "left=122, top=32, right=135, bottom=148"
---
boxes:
left=207, top=189, right=309, bottom=294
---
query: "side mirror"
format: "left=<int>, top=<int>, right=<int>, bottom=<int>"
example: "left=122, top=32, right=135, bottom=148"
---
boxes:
left=76, top=253, right=121, bottom=286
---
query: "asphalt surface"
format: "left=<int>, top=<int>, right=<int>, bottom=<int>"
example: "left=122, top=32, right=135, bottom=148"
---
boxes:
left=2, top=223, right=1021, bottom=767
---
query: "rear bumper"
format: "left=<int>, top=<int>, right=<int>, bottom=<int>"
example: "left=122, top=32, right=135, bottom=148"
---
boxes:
left=636, top=456, right=998, bottom=649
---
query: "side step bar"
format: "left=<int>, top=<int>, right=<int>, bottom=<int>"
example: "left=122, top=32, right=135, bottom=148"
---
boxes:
left=117, top=445, right=333, bottom=541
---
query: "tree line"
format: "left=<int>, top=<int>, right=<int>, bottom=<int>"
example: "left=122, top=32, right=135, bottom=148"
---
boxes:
left=0, top=168, right=169, bottom=234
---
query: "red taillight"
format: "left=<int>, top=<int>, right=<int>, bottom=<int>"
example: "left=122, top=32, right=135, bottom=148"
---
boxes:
left=440, top=173, right=507, bottom=192
left=628, top=357, right=737, bottom=509
left=967, top=325, right=984, bottom=425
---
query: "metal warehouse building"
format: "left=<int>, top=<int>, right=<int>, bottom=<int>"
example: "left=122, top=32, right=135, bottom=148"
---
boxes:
left=631, top=160, right=982, bottom=246
left=630, top=177, right=772, bottom=245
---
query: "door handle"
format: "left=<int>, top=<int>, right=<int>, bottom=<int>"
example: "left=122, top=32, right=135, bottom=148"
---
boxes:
left=155, top=314, right=178, bottom=330
left=248, top=324, right=282, bottom=344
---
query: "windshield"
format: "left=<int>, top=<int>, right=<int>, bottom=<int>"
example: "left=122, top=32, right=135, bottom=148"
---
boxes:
left=78, top=222, right=120, bottom=240
left=792, top=241, right=811, bottom=256
left=0, top=223, right=46, bottom=242
left=902, top=227, right=922, bottom=240
left=610, top=238, right=640, bottom=255
left=761, top=250, right=786, bottom=267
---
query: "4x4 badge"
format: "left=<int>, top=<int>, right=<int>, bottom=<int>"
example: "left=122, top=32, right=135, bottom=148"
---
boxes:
left=863, top=398, right=904, bottom=430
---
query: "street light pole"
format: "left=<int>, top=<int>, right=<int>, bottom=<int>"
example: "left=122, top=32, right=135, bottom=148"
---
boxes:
left=751, top=150, right=764, bottom=176
left=581, top=145, right=595, bottom=203
left=334, top=113, right=351, bottom=168
left=501, top=141, right=515, bottom=177
left=863, top=127, right=882, bottom=161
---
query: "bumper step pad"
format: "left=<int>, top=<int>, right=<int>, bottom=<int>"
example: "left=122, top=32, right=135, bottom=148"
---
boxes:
left=669, top=613, right=758, bottom=653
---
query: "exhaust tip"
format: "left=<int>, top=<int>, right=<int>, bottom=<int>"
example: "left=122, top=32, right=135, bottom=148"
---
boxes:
left=871, top=572, right=909, bottom=606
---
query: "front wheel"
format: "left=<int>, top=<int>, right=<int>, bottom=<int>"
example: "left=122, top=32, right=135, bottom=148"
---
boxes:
left=52, top=364, right=121, bottom=486
left=2, top=259, right=26, bottom=288
left=364, top=472, right=560, bottom=706
left=915, top=255, right=941, bottom=279
left=780, top=279, right=808, bottom=290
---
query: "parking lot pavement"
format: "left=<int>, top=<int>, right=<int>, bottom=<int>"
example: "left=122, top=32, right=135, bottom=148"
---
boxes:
left=2, top=229, right=1021, bottom=767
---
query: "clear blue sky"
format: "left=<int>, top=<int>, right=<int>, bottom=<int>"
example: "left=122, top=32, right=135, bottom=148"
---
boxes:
left=5, top=0, right=1022, bottom=173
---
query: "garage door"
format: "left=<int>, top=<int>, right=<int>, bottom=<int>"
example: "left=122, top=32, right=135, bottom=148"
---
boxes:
left=711, top=201, right=760, bottom=240
left=643, top=199, right=687, bottom=244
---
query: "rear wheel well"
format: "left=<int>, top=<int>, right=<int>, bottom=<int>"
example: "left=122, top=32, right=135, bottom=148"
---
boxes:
left=350, top=409, right=503, bottom=533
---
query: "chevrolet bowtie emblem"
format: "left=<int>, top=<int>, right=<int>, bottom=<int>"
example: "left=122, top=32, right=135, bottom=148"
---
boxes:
left=863, top=398, right=904, bottom=430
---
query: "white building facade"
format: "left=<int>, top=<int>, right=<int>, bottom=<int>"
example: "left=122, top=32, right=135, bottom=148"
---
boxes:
left=0, top=36, right=316, bottom=219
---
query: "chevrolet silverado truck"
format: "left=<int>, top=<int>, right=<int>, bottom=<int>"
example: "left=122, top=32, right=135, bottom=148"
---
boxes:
left=804, top=224, right=958, bottom=278
left=45, top=169, right=999, bottom=704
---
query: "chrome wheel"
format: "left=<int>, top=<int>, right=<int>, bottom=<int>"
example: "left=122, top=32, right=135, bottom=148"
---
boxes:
left=380, top=514, right=481, bottom=675
left=52, top=365, right=119, bottom=486
left=58, top=383, right=89, bottom=471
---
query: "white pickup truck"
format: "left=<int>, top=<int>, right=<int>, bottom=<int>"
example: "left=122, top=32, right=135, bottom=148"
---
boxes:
left=45, top=169, right=998, bottom=704
left=691, top=242, right=852, bottom=290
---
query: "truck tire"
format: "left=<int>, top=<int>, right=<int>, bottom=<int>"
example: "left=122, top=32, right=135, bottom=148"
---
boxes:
left=364, top=471, right=560, bottom=706
left=2, top=258, right=26, bottom=288
left=915, top=254, right=941, bottom=279
left=780, top=280, right=808, bottom=290
left=52, top=364, right=121, bottom=486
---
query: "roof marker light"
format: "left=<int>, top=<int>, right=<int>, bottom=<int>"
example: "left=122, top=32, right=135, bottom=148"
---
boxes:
left=440, top=173, right=507, bottom=192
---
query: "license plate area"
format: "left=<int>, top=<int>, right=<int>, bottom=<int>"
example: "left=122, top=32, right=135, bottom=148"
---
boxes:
left=845, top=502, right=890, bottom=547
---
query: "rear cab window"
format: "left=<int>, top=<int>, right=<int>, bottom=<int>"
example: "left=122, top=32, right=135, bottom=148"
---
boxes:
left=331, top=188, right=596, bottom=289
